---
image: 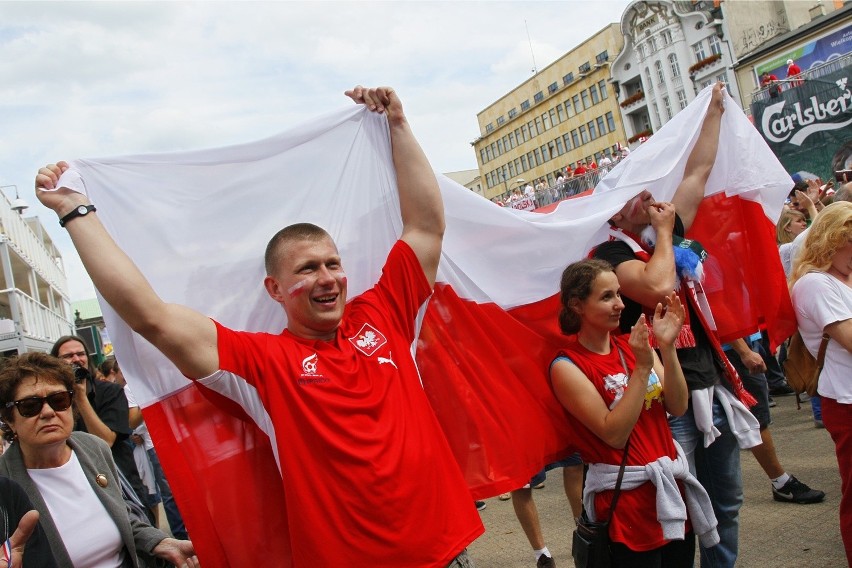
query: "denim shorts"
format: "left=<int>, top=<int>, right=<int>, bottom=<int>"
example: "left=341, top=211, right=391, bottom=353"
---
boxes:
left=529, top=452, right=583, bottom=487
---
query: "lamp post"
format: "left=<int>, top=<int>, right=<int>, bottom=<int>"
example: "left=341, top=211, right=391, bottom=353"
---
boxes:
left=0, top=185, right=29, bottom=214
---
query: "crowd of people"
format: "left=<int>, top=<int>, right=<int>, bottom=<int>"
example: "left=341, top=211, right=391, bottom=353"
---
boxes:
left=0, top=81, right=848, bottom=568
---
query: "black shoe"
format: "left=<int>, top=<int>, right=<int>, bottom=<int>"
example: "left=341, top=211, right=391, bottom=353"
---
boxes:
left=768, top=396, right=777, bottom=408
left=536, top=555, right=556, bottom=568
left=772, top=476, right=825, bottom=504
left=770, top=384, right=796, bottom=396
left=475, top=500, right=487, bottom=511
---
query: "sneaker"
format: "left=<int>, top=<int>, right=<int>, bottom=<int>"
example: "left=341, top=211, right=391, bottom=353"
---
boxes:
left=498, top=492, right=511, bottom=501
left=768, top=396, right=777, bottom=408
left=533, top=481, right=545, bottom=489
left=475, top=500, right=487, bottom=511
left=772, top=476, right=826, bottom=504
left=536, top=555, right=556, bottom=568
left=814, top=419, right=825, bottom=429
left=770, top=384, right=796, bottom=396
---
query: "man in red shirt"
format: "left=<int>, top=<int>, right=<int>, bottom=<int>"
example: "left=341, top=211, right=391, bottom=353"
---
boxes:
left=35, top=86, right=483, bottom=567
left=786, top=59, right=803, bottom=87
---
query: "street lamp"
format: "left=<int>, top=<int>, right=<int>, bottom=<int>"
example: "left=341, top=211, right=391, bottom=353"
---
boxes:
left=0, top=185, right=29, bottom=214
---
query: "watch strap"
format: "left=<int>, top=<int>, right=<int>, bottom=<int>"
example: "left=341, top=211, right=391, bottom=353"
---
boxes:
left=59, top=204, right=96, bottom=228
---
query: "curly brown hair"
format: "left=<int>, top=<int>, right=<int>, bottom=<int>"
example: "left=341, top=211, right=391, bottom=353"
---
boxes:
left=558, top=259, right=614, bottom=335
left=0, top=352, right=76, bottom=442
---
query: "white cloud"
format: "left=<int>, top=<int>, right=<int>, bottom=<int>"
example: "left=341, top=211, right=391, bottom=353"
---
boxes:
left=0, top=0, right=632, bottom=300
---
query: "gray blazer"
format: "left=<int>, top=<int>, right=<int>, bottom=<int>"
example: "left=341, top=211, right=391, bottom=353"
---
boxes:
left=0, top=431, right=167, bottom=568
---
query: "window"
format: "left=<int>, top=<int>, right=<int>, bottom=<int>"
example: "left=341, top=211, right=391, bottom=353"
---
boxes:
left=599, top=80, right=608, bottom=100
left=534, top=91, right=544, bottom=103
left=637, top=43, right=646, bottom=59
left=661, top=29, right=672, bottom=45
left=649, top=36, right=657, bottom=53
left=556, top=104, right=566, bottom=122
left=588, top=120, right=597, bottom=140
left=535, top=117, right=543, bottom=134
left=572, top=95, right=581, bottom=113
left=521, top=124, right=529, bottom=142
left=528, top=120, right=537, bottom=137
left=486, top=123, right=494, bottom=133
left=549, top=108, right=558, bottom=127
left=508, top=107, right=518, bottom=119
left=480, top=149, right=487, bottom=164
left=571, top=129, right=580, bottom=149
left=490, top=142, right=497, bottom=157
left=497, top=139, right=504, bottom=154
left=496, top=116, right=505, bottom=126
left=655, top=60, right=665, bottom=85
left=581, top=90, right=591, bottom=110
left=521, top=154, right=528, bottom=171
left=677, top=90, right=688, bottom=110
left=502, top=135, right=509, bottom=151
left=563, top=133, right=572, bottom=151
left=716, top=72, right=729, bottom=85
left=508, top=132, right=515, bottom=149
left=514, top=158, right=521, bottom=174
left=542, top=112, right=550, bottom=130
left=533, top=148, right=542, bottom=166
left=596, top=116, right=606, bottom=136
left=663, top=96, right=672, bottom=120
left=579, top=61, right=591, bottom=74
left=645, top=67, right=653, bottom=91
left=548, top=82, right=558, bottom=94
left=521, top=99, right=531, bottom=111
left=605, top=111, right=616, bottom=133
left=565, top=100, right=575, bottom=118
left=563, top=72, right=574, bottom=85
left=509, top=161, right=515, bottom=176
left=653, top=102, right=661, bottom=127
left=515, top=127, right=522, bottom=143
left=701, top=79, right=713, bottom=88
left=596, top=50, right=609, bottom=64
left=709, top=35, right=722, bottom=56
left=693, top=41, right=707, bottom=62
left=580, top=125, right=589, bottom=144
left=590, top=84, right=600, bottom=104
left=665, top=55, right=679, bottom=80
left=541, top=144, right=550, bottom=162
left=555, top=137, right=564, bottom=155
left=485, top=146, right=492, bottom=161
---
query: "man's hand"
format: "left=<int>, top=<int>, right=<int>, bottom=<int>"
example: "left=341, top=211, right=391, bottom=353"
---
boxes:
left=6, top=510, right=39, bottom=568
left=152, top=538, right=200, bottom=568
left=731, top=338, right=767, bottom=374
left=35, top=161, right=90, bottom=218
left=345, top=86, right=404, bottom=125
left=648, top=201, right=676, bottom=235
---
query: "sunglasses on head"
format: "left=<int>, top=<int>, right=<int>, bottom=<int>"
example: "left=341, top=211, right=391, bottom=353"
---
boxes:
left=5, top=391, right=74, bottom=418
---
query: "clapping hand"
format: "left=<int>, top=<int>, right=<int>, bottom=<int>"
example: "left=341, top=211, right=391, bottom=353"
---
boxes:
left=628, top=313, right=654, bottom=372
left=651, top=293, right=685, bottom=348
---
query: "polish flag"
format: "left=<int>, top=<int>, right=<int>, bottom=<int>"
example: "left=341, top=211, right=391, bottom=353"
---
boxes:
left=53, top=86, right=792, bottom=567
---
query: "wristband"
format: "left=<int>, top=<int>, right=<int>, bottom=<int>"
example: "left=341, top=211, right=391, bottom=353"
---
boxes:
left=59, top=204, right=96, bottom=227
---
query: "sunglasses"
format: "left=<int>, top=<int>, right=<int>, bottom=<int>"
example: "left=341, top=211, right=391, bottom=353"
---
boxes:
left=5, top=391, right=74, bottom=418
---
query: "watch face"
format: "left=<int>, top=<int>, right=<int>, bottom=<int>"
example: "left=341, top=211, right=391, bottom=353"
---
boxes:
left=78, top=205, right=88, bottom=215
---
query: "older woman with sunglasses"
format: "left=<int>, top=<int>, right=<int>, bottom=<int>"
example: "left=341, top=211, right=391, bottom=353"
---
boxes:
left=0, top=352, right=199, bottom=568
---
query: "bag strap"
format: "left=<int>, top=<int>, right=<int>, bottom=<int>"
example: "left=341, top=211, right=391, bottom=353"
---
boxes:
left=609, top=346, right=635, bottom=518
left=815, top=333, right=830, bottom=379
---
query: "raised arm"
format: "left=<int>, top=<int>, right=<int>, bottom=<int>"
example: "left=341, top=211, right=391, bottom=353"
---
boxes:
left=345, top=86, right=444, bottom=286
left=671, top=82, right=725, bottom=231
left=36, top=163, right=218, bottom=379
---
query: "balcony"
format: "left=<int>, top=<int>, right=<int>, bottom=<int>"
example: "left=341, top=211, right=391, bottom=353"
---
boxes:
left=0, top=191, right=74, bottom=355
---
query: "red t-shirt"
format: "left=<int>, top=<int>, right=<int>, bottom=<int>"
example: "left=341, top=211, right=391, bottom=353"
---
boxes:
left=215, top=241, right=483, bottom=566
left=557, top=335, right=688, bottom=551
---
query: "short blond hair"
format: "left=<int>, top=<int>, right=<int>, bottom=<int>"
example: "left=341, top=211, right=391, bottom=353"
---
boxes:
left=790, top=201, right=852, bottom=287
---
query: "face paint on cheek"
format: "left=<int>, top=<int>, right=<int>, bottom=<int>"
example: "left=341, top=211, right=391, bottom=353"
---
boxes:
left=287, top=279, right=307, bottom=297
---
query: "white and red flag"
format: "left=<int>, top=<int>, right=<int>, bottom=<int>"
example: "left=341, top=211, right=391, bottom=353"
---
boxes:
left=54, top=86, right=793, bottom=567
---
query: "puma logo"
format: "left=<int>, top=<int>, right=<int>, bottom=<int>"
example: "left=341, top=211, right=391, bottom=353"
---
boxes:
left=378, top=352, right=397, bottom=369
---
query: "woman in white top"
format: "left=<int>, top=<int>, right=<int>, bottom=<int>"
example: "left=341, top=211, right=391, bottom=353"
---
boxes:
left=789, top=201, right=852, bottom=563
left=0, top=352, right=200, bottom=568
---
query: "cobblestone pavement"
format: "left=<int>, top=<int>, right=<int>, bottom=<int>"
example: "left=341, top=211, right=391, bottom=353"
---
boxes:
left=468, top=394, right=845, bottom=567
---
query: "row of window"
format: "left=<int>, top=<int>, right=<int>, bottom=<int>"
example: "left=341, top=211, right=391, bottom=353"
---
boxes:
left=481, top=80, right=610, bottom=165
left=484, top=110, right=618, bottom=190
left=484, top=50, right=609, bottom=135
left=647, top=71, right=728, bottom=130
left=635, top=28, right=722, bottom=66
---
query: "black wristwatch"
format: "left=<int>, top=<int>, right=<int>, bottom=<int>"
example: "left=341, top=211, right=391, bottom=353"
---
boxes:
left=59, top=204, right=97, bottom=227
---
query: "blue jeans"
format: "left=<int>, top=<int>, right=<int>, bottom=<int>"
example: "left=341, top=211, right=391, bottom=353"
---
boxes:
left=147, top=447, right=188, bottom=540
left=811, top=394, right=823, bottom=421
left=669, top=398, right=742, bottom=568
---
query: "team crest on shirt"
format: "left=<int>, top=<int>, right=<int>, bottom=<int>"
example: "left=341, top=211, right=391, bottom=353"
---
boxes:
left=297, top=352, right=329, bottom=385
left=348, top=323, right=387, bottom=356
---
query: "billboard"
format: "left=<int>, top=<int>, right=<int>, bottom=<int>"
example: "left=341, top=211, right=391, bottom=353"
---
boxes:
left=756, top=23, right=852, bottom=79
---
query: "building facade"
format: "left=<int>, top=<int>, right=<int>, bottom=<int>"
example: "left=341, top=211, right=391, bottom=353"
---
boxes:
left=0, top=189, right=74, bottom=357
left=472, top=24, right=627, bottom=201
left=610, top=0, right=741, bottom=148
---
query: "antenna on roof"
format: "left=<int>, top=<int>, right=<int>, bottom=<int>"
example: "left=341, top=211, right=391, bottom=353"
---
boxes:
left=525, top=19, right=538, bottom=75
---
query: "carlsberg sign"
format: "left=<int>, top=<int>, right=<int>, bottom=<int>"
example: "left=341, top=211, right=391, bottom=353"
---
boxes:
left=761, top=78, right=852, bottom=146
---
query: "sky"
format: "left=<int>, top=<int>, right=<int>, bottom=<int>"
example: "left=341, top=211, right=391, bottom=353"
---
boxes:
left=0, top=0, right=634, bottom=302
